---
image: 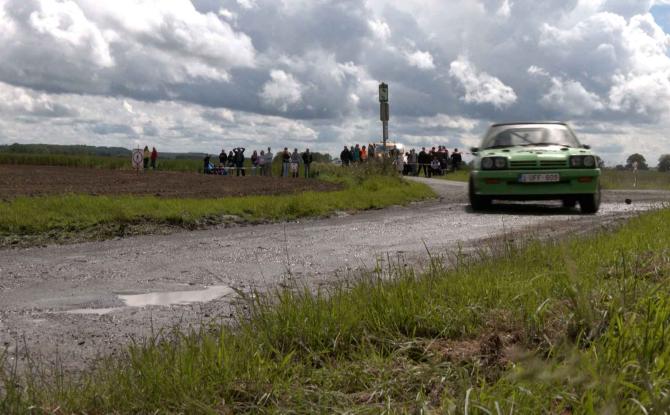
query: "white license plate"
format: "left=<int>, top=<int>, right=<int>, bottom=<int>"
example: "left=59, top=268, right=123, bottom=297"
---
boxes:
left=518, top=173, right=560, bottom=183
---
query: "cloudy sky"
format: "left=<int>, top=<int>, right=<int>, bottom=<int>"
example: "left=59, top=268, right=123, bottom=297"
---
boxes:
left=2, top=0, right=670, bottom=164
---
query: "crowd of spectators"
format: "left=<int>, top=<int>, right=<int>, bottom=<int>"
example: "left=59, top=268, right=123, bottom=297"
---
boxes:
left=203, top=147, right=314, bottom=178
left=340, top=143, right=464, bottom=177
left=395, top=146, right=463, bottom=177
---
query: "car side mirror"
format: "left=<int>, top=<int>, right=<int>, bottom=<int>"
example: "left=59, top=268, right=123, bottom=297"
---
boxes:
left=470, top=147, right=479, bottom=154
left=582, top=144, right=591, bottom=149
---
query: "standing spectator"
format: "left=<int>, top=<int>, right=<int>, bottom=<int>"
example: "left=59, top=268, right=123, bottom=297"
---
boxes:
left=451, top=148, right=462, bottom=171
left=407, top=149, right=418, bottom=176
left=219, top=149, right=228, bottom=166
left=418, top=147, right=429, bottom=177
left=282, top=147, right=291, bottom=177
left=150, top=147, right=158, bottom=170
left=430, top=156, right=441, bottom=176
left=360, top=145, right=367, bottom=162
left=302, top=148, right=313, bottom=178
left=258, top=150, right=266, bottom=175
left=368, top=143, right=375, bottom=159
left=233, top=147, right=246, bottom=176
left=265, top=147, right=273, bottom=176
left=143, top=146, right=150, bottom=169
left=227, top=151, right=235, bottom=169
left=394, top=150, right=404, bottom=174
left=251, top=150, right=259, bottom=176
left=290, top=148, right=301, bottom=178
left=352, top=144, right=361, bottom=163
left=340, top=146, right=351, bottom=166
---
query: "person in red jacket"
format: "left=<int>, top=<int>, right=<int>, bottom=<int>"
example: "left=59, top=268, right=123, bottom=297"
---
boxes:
left=150, top=147, right=158, bottom=170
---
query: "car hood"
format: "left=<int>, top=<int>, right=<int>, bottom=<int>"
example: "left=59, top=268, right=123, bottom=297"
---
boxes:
left=479, top=145, right=593, bottom=159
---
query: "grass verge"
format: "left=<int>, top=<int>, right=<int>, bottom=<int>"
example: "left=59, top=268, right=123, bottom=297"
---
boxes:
left=0, top=164, right=435, bottom=245
left=3, top=207, right=670, bottom=413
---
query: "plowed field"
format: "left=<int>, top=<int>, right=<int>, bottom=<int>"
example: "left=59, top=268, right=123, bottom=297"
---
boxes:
left=0, top=165, right=340, bottom=199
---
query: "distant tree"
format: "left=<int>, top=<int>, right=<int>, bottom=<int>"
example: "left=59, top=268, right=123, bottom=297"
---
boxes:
left=626, top=153, right=648, bottom=170
left=658, top=154, right=670, bottom=172
left=615, top=164, right=625, bottom=171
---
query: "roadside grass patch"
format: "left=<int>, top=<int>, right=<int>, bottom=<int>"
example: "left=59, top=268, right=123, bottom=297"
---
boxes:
left=0, top=167, right=434, bottom=239
left=3, top=207, right=670, bottom=413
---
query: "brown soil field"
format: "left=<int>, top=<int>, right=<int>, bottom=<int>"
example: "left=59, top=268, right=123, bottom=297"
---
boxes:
left=0, top=164, right=341, bottom=199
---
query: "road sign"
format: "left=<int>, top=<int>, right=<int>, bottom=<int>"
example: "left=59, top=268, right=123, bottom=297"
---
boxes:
left=380, top=102, right=389, bottom=121
left=132, top=149, right=143, bottom=170
left=379, top=82, right=388, bottom=103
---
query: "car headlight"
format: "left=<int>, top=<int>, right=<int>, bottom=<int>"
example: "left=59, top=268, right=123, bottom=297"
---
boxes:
left=481, top=157, right=507, bottom=170
left=570, top=156, right=596, bottom=168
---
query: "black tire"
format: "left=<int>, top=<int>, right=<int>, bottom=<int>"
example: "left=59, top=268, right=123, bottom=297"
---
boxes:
left=579, top=186, right=601, bottom=214
left=469, top=178, right=491, bottom=211
left=562, top=198, right=577, bottom=209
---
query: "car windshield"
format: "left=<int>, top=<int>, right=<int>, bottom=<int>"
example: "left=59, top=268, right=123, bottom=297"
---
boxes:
left=481, top=124, right=581, bottom=149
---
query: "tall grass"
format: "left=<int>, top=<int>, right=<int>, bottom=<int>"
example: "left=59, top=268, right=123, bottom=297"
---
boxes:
left=3, top=207, right=670, bottom=413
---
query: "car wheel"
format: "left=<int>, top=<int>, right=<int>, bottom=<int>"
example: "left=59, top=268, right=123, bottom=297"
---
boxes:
left=562, top=198, right=577, bottom=209
left=469, top=178, right=491, bottom=211
left=579, top=186, right=601, bottom=214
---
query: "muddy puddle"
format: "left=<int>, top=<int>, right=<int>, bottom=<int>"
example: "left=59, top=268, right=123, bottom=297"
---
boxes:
left=66, top=285, right=233, bottom=315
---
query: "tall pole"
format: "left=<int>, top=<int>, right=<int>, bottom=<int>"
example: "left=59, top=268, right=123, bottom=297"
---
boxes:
left=379, top=82, right=389, bottom=156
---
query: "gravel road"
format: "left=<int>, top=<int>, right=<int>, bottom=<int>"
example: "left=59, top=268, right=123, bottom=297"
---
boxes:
left=0, top=178, right=666, bottom=371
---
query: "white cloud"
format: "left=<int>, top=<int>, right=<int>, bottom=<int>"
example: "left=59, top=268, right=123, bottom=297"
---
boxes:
left=0, top=82, right=78, bottom=117
left=368, top=18, right=391, bottom=41
left=418, top=114, right=478, bottom=131
left=260, top=70, right=304, bottom=112
left=449, top=56, right=518, bottom=108
left=540, top=77, right=605, bottom=116
left=405, top=50, right=436, bottom=70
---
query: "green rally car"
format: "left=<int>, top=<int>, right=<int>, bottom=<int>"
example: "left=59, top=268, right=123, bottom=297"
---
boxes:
left=469, top=122, right=601, bottom=214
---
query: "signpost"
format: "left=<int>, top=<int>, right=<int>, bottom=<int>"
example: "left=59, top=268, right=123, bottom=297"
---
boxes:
left=132, top=148, right=143, bottom=172
left=379, top=82, right=389, bottom=156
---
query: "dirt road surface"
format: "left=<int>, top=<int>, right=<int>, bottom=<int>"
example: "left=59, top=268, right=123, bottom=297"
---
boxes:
left=0, top=178, right=667, bottom=371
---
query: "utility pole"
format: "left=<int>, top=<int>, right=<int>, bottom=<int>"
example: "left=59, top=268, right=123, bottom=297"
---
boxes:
left=379, top=82, right=389, bottom=156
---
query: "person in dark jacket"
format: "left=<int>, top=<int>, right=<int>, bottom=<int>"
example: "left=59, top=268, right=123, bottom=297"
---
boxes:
left=418, top=147, right=429, bottom=177
left=219, top=149, right=228, bottom=166
left=227, top=151, right=235, bottom=168
left=233, top=147, right=245, bottom=176
left=340, top=146, right=351, bottom=166
left=451, top=148, right=462, bottom=171
left=302, top=148, right=313, bottom=178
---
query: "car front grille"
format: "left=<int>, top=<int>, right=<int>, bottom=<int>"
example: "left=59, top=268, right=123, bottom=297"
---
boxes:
left=539, top=160, right=568, bottom=169
left=510, top=161, right=538, bottom=169
left=509, top=160, right=568, bottom=169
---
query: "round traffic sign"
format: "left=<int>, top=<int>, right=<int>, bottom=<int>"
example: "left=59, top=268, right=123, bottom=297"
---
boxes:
left=132, top=149, right=143, bottom=169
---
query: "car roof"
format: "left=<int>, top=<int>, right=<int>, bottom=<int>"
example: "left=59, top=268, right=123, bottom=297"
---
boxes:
left=490, top=121, right=568, bottom=127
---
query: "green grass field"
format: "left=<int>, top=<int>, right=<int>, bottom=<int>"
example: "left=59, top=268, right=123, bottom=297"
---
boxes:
left=0, top=162, right=435, bottom=242
left=3, top=207, right=670, bottom=413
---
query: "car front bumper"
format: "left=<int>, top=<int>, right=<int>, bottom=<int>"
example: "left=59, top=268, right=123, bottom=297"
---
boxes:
left=471, top=169, right=600, bottom=197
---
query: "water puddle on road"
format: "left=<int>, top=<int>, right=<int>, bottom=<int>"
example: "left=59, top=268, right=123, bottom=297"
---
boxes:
left=65, top=285, right=233, bottom=315
left=118, top=285, right=234, bottom=307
